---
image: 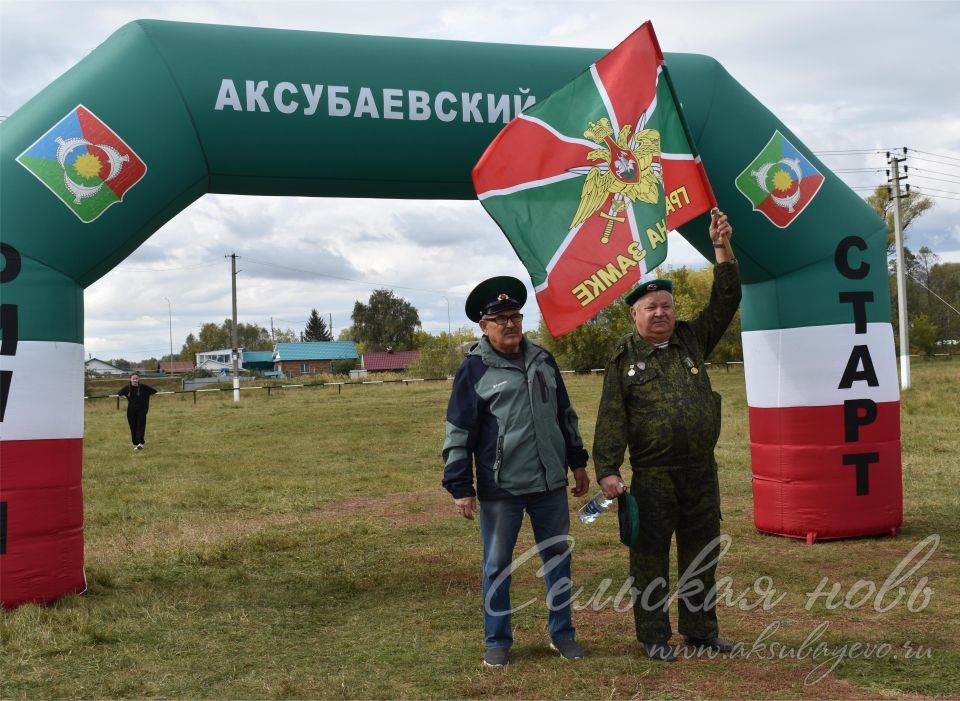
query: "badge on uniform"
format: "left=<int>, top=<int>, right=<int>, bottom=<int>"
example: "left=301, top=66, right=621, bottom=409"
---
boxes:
left=683, top=357, right=699, bottom=375
left=627, top=361, right=645, bottom=377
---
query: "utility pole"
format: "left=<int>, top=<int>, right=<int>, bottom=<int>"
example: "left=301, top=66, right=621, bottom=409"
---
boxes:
left=227, top=253, right=241, bottom=402
left=888, top=148, right=910, bottom=390
left=163, top=297, right=173, bottom=369
left=329, top=312, right=334, bottom=339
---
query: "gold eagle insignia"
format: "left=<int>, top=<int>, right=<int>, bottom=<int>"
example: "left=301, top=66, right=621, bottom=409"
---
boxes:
left=569, top=118, right=662, bottom=243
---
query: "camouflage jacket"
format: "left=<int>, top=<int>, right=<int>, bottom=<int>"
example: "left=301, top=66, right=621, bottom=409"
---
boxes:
left=593, top=262, right=741, bottom=479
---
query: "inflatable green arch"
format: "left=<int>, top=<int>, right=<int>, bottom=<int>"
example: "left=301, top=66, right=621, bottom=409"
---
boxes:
left=0, top=20, right=901, bottom=607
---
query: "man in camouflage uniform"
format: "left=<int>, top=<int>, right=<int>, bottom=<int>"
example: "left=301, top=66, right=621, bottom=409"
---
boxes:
left=593, top=210, right=741, bottom=662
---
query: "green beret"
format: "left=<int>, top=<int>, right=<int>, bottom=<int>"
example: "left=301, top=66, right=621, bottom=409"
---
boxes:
left=465, top=276, right=527, bottom=322
left=624, top=278, right=673, bottom=306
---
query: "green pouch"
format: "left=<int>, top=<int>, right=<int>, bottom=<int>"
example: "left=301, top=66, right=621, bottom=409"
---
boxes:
left=617, top=492, right=639, bottom=547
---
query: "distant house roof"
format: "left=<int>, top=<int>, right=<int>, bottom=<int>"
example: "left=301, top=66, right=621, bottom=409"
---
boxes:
left=199, top=359, right=232, bottom=372
left=362, top=350, right=420, bottom=371
left=159, top=361, right=193, bottom=374
left=273, top=341, right=359, bottom=361
left=242, top=351, right=275, bottom=364
left=85, top=358, right=127, bottom=375
left=243, top=350, right=275, bottom=371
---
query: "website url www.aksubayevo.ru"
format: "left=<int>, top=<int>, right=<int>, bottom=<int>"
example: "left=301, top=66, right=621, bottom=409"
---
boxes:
left=693, top=620, right=933, bottom=685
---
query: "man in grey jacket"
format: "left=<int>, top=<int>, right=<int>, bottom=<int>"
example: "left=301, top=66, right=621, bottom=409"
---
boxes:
left=442, top=275, right=590, bottom=668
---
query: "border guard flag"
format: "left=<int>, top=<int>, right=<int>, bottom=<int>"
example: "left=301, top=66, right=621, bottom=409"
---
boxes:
left=473, top=22, right=715, bottom=336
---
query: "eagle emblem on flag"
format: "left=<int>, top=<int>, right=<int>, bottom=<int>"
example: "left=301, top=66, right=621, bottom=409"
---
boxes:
left=569, top=117, right=663, bottom=243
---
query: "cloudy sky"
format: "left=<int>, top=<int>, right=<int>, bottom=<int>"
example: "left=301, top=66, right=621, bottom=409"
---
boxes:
left=2, top=0, right=958, bottom=362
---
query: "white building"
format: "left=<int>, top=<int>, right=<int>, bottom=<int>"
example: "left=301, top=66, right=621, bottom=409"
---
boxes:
left=195, top=348, right=244, bottom=370
left=85, top=358, right=127, bottom=376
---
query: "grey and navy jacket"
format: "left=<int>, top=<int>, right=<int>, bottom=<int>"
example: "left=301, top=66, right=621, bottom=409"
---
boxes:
left=442, top=336, right=589, bottom=500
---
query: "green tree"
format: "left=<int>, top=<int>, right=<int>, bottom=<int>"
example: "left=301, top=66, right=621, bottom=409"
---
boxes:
left=304, top=309, right=333, bottom=341
left=408, top=326, right=478, bottom=377
left=909, top=313, right=938, bottom=356
left=181, top=322, right=227, bottom=359
left=329, top=358, right=358, bottom=376
left=272, top=327, right=298, bottom=343
left=351, top=289, right=421, bottom=351
left=234, top=321, right=272, bottom=350
left=865, top=184, right=934, bottom=258
left=180, top=319, right=272, bottom=359
left=927, top=262, right=960, bottom=344
left=538, top=302, right=633, bottom=372
left=109, top=358, right=132, bottom=371
left=336, top=325, right=365, bottom=354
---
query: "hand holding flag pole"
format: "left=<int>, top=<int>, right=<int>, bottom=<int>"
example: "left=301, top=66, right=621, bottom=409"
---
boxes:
left=710, top=208, right=736, bottom=263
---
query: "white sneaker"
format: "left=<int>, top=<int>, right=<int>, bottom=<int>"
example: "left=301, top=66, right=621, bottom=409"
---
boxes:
left=135, top=444, right=144, bottom=450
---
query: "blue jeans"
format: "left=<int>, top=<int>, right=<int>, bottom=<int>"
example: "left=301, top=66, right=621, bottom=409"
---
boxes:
left=479, top=487, right=575, bottom=649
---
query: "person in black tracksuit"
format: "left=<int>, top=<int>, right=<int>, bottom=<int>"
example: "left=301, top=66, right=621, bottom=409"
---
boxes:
left=117, top=374, right=157, bottom=450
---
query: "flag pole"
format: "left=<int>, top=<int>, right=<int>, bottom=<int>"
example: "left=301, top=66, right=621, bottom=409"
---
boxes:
left=658, top=58, right=719, bottom=211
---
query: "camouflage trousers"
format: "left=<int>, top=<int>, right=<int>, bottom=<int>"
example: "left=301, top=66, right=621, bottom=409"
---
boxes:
left=628, top=465, right=721, bottom=644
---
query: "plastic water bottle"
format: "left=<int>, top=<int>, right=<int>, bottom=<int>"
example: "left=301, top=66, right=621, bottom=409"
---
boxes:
left=578, top=482, right=625, bottom=524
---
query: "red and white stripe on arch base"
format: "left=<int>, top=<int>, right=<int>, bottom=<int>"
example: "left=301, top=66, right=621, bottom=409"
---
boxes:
left=0, top=342, right=86, bottom=606
left=742, top=323, right=902, bottom=543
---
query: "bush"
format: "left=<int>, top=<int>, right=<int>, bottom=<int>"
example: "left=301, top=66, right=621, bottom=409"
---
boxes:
left=407, top=347, right=462, bottom=378
left=330, top=358, right=358, bottom=376
left=183, top=368, right=215, bottom=379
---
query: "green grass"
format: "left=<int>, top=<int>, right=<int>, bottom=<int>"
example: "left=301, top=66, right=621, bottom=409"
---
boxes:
left=3, top=361, right=959, bottom=699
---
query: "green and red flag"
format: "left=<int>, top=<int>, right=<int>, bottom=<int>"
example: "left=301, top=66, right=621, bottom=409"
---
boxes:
left=472, top=22, right=715, bottom=336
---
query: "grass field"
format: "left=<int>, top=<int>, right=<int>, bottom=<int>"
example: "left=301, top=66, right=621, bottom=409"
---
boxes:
left=2, top=361, right=959, bottom=699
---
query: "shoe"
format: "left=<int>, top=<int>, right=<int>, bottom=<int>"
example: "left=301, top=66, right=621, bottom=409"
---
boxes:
left=643, top=642, right=677, bottom=662
left=550, top=638, right=584, bottom=660
left=135, top=444, right=144, bottom=450
left=483, top=647, right=510, bottom=668
left=685, top=636, right=734, bottom=653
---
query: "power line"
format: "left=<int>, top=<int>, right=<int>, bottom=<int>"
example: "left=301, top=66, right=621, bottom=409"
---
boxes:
left=912, top=185, right=960, bottom=196
left=909, top=149, right=960, bottom=164
left=814, top=148, right=891, bottom=156
left=906, top=272, right=960, bottom=319
left=914, top=192, right=960, bottom=202
left=911, top=174, right=960, bottom=185
left=910, top=167, right=960, bottom=179
left=830, top=168, right=885, bottom=174
left=906, top=154, right=960, bottom=169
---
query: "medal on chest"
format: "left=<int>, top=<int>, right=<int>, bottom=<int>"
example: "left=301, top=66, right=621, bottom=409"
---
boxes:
left=627, top=361, right=645, bottom=377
